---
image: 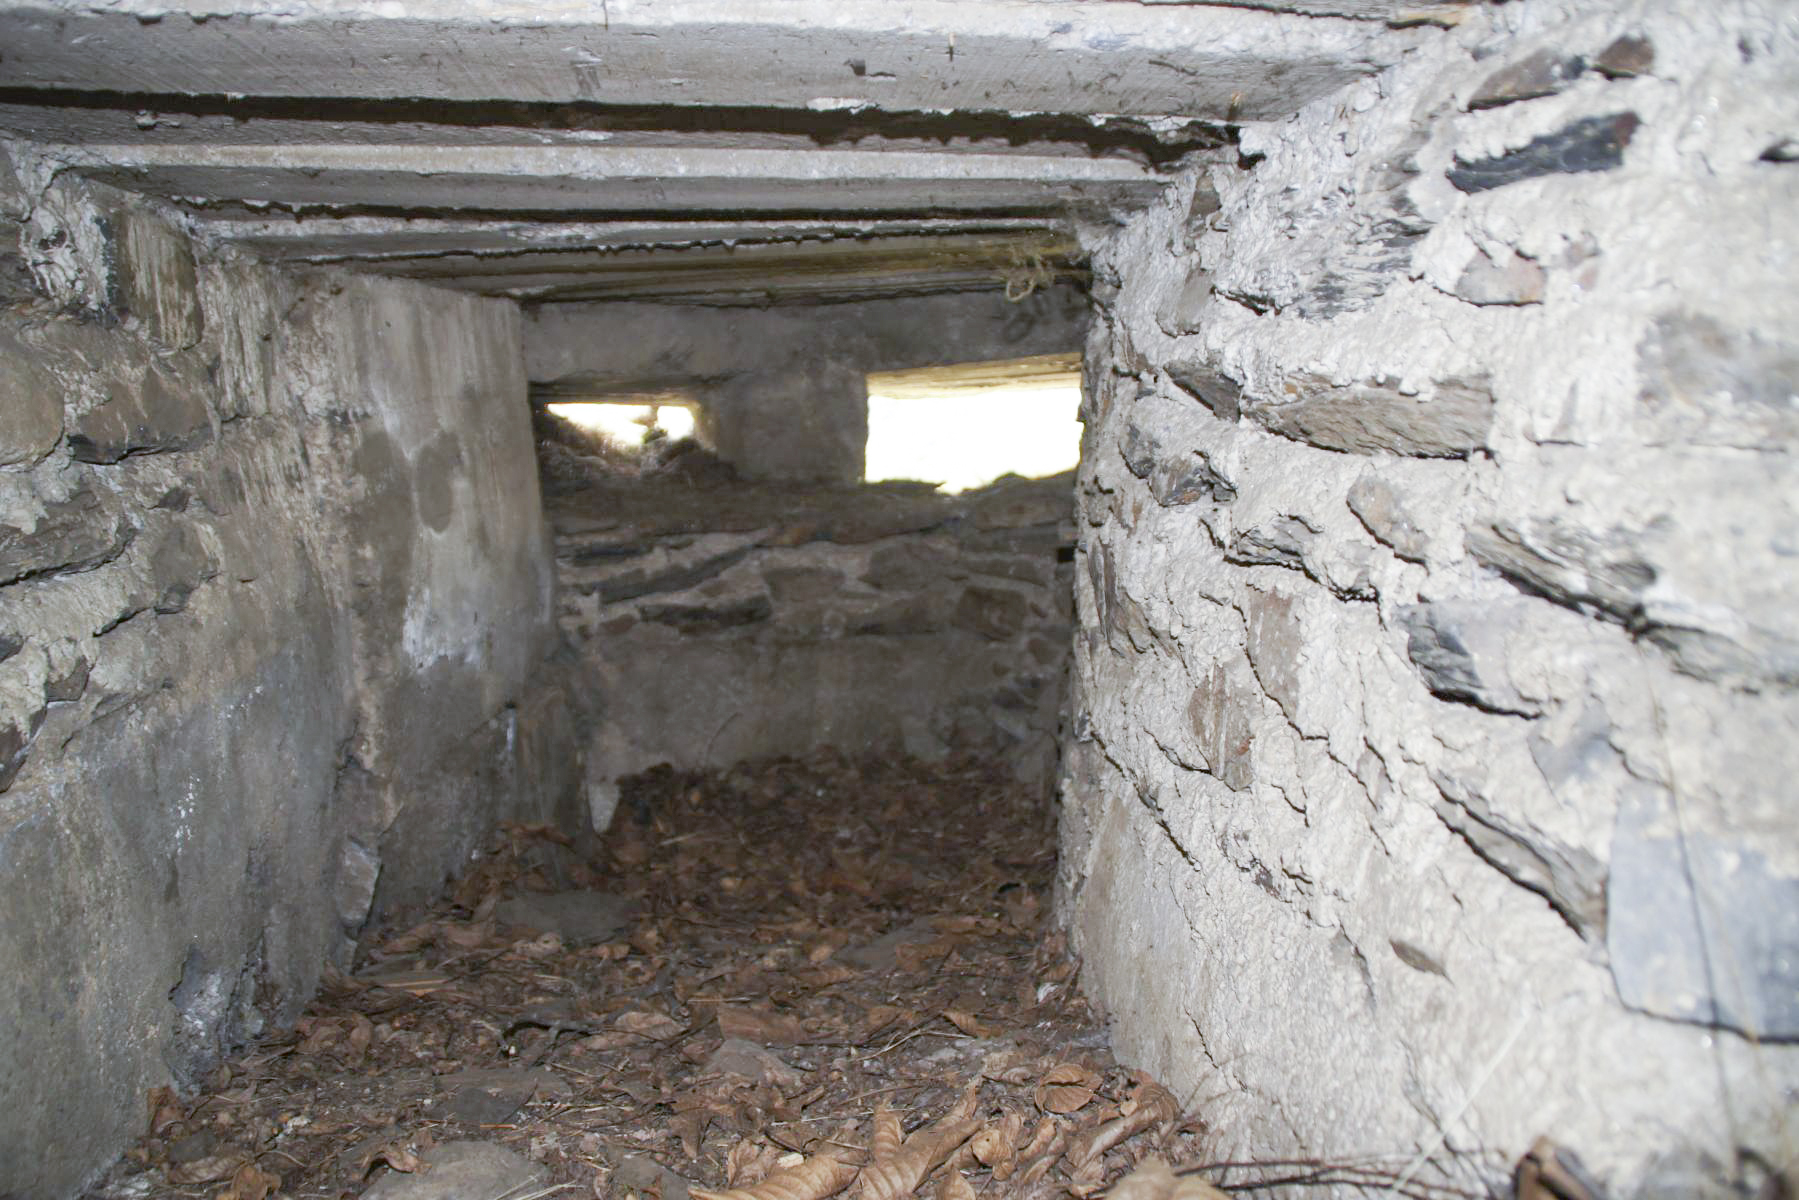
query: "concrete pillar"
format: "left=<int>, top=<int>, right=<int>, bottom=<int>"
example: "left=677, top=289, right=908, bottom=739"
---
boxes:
left=706, top=362, right=868, bottom=484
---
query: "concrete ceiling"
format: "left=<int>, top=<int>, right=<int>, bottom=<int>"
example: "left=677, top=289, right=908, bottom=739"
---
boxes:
left=0, top=0, right=1446, bottom=304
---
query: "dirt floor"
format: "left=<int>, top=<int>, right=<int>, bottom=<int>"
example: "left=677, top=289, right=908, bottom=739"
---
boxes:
left=84, top=753, right=1502, bottom=1200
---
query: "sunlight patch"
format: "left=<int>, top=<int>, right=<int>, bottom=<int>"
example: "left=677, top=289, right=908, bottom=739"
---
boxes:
left=864, top=353, right=1082, bottom=493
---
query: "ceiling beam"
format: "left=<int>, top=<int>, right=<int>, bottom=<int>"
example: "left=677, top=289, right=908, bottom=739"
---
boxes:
left=0, top=0, right=1419, bottom=123
left=205, top=216, right=1059, bottom=263
left=50, top=143, right=1163, bottom=215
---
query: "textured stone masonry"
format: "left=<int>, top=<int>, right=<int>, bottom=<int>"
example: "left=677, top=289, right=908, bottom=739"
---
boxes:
left=1060, top=1, right=1799, bottom=1193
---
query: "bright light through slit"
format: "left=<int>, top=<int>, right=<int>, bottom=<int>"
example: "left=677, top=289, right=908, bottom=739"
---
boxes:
left=864, top=354, right=1083, bottom=493
left=548, top=400, right=696, bottom=446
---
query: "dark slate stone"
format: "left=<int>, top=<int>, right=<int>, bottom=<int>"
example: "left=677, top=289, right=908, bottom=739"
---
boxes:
left=1289, top=130, right=1433, bottom=320
left=1609, top=785, right=1799, bottom=1038
left=1466, top=518, right=1653, bottom=623
left=1119, top=423, right=1235, bottom=506
left=1156, top=270, right=1215, bottom=337
left=954, top=586, right=1029, bottom=641
left=1469, top=50, right=1587, bottom=110
left=1166, top=360, right=1244, bottom=421
left=1397, top=602, right=1543, bottom=717
left=0, top=486, right=137, bottom=586
left=1389, top=939, right=1448, bottom=978
left=150, top=524, right=217, bottom=615
left=1186, top=178, right=1222, bottom=224
left=589, top=545, right=753, bottom=603
left=1248, top=376, right=1494, bottom=459
left=1187, top=664, right=1253, bottom=792
left=1346, top=475, right=1429, bottom=562
left=0, top=722, right=27, bottom=792
left=44, top=658, right=89, bottom=704
left=1243, top=587, right=1302, bottom=722
left=0, top=334, right=64, bottom=468
left=1432, top=772, right=1607, bottom=939
left=0, top=707, right=43, bottom=792
left=561, top=541, right=654, bottom=567
left=1638, top=311, right=1799, bottom=448
left=0, top=633, right=20, bottom=664
left=1452, top=248, right=1546, bottom=306
left=66, top=367, right=213, bottom=464
left=763, top=565, right=847, bottom=605
left=1593, top=33, right=1654, bottom=79
left=1762, top=138, right=1799, bottom=164
left=639, top=595, right=772, bottom=633
left=1449, top=112, right=1641, bottom=193
left=1226, top=516, right=1318, bottom=574
left=849, top=596, right=941, bottom=637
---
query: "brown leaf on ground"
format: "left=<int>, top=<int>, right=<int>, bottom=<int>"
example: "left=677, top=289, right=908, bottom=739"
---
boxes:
left=692, top=1152, right=859, bottom=1200
left=165, top=1154, right=247, bottom=1186
left=617, top=1010, right=689, bottom=1041
left=717, top=1005, right=809, bottom=1045
left=144, top=1086, right=184, bottom=1136
left=936, top=1171, right=977, bottom=1200
left=216, top=1161, right=282, bottom=1200
left=725, top=1140, right=789, bottom=1188
left=1034, top=1064, right=1101, bottom=1114
left=357, top=1140, right=427, bottom=1177
left=942, top=1009, right=994, bottom=1039
left=856, top=1109, right=980, bottom=1200
left=869, top=1105, right=903, bottom=1165
left=1065, top=1080, right=1180, bottom=1171
left=1102, top=1157, right=1228, bottom=1200
left=971, top=1111, right=1024, bottom=1180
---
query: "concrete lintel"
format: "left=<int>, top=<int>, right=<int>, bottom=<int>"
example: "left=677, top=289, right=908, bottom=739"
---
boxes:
left=53, top=143, right=1163, bottom=214
left=327, top=230, right=1082, bottom=302
left=0, top=0, right=1417, bottom=122
left=204, top=216, right=1056, bottom=262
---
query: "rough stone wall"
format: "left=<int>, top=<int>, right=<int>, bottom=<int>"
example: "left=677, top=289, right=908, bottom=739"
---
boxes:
left=0, top=145, right=573, bottom=1198
left=524, top=287, right=1088, bottom=483
left=547, top=473, right=1074, bottom=829
left=1060, top=2, right=1798, bottom=1193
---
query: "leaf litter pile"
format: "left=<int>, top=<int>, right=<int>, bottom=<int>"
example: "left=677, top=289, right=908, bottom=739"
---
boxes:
left=90, top=752, right=1506, bottom=1200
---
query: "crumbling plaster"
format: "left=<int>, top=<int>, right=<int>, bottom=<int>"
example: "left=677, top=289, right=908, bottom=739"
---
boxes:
left=1061, top=0, right=1798, bottom=1192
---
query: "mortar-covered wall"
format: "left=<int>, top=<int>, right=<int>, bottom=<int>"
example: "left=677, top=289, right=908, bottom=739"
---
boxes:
left=524, top=287, right=1088, bottom=483
left=545, top=471, right=1074, bottom=828
left=0, top=145, right=574, bottom=1198
left=1062, top=2, right=1797, bottom=1192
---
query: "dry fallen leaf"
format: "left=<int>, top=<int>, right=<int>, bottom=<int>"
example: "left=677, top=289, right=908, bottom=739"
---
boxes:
left=1065, top=1079, right=1179, bottom=1170
left=942, top=1009, right=994, bottom=1039
left=937, top=1171, right=977, bottom=1200
left=145, top=1086, right=184, bottom=1137
left=165, top=1154, right=246, bottom=1186
left=857, top=1098, right=981, bottom=1200
left=717, top=1004, right=809, bottom=1045
left=1102, top=1157, right=1228, bottom=1200
left=870, top=1105, right=903, bottom=1164
left=357, top=1140, right=426, bottom=1177
left=217, top=1162, right=282, bottom=1200
left=1034, top=1063, right=1100, bottom=1115
left=725, top=1139, right=788, bottom=1189
left=617, top=1010, right=688, bottom=1041
left=692, top=1152, right=859, bottom=1200
left=970, top=1111, right=1024, bottom=1180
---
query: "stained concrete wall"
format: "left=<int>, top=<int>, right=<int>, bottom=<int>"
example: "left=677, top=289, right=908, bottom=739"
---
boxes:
left=524, top=287, right=1088, bottom=483
left=0, top=144, right=574, bottom=1198
left=546, top=470, right=1074, bottom=829
left=1060, top=2, right=1798, bottom=1193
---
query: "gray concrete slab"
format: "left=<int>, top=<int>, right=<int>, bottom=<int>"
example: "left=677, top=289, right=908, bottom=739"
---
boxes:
left=53, top=143, right=1161, bottom=215
left=0, top=0, right=1414, bottom=122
